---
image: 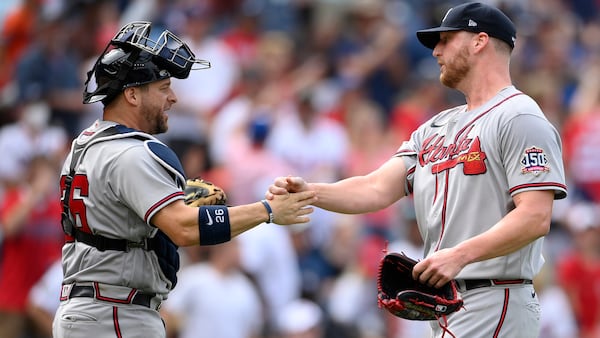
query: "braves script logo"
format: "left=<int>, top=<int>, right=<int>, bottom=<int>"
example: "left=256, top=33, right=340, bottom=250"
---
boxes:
left=419, top=125, right=487, bottom=175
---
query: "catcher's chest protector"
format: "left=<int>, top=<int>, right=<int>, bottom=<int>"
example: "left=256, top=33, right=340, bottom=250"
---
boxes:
left=61, top=125, right=181, bottom=287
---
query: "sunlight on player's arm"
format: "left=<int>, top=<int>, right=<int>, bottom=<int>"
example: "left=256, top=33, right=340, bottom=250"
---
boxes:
left=152, top=200, right=273, bottom=246
left=151, top=192, right=316, bottom=247
left=308, top=156, right=408, bottom=214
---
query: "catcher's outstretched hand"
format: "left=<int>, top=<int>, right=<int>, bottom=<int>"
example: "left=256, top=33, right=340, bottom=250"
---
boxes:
left=265, top=175, right=309, bottom=200
left=267, top=190, right=316, bottom=225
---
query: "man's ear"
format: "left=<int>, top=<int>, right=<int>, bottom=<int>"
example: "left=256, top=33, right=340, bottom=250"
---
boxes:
left=123, top=87, right=139, bottom=105
left=473, top=32, right=489, bottom=51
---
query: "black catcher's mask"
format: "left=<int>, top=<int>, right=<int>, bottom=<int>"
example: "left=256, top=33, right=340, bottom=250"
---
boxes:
left=83, top=21, right=210, bottom=105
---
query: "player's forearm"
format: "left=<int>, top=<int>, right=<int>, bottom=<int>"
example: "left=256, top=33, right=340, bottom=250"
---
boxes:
left=158, top=202, right=267, bottom=246
left=309, top=176, right=391, bottom=214
left=454, top=190, right=553, bottom=265
left=228, top=202, right=270, bottom=238
left=157, top=192, right=315, bottom=246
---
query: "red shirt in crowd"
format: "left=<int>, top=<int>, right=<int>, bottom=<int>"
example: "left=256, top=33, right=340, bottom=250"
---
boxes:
left=0, top=188, right=63, bottom=312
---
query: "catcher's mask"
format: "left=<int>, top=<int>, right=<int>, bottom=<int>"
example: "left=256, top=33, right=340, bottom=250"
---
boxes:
left=83, top=21, right=211, bottom=105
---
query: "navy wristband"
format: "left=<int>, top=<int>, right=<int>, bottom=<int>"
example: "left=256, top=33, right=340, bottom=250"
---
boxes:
left=260, top=199, right=274, bottom=224
left=198, top=206, right=231, bottom=245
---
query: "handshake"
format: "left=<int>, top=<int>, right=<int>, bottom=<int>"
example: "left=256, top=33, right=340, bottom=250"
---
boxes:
left=184, top=176, right=316, bottom=225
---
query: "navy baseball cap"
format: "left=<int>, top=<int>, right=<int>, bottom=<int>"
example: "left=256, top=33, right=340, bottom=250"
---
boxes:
left=416, top=2, right=516, bottom=50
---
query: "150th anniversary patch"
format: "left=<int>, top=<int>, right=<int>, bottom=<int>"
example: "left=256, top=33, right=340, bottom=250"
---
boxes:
left=520, top=146, right=550, bottom=175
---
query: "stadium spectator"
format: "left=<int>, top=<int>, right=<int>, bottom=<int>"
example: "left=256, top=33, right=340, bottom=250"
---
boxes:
left=0, top=155, right=63, bottom=338
left=27, top=259, right=63, bottom=338
left=165, top=2, right=240, bottom=144
left=0, top=0, right=40, bottom=93
left=161, top=240, right=264, bottom=338
left=275, top=298, right=324, bottom=338
left=562, top=60, right=600, bottom=202
left=14, top=15, right=84, bottom=138
left=556, top=202, right=600, bottom=338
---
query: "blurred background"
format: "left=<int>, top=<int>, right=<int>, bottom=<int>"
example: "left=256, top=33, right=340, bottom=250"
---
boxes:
left=0, top=0, right=599, bottom=337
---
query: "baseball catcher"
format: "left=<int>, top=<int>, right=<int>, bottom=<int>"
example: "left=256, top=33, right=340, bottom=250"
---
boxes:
left=377, top=252, right=464, bottom=321
left=184, top=178, right=227, bottom=206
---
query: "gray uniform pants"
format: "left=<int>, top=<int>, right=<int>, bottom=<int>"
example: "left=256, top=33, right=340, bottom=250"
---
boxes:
left=431, top=283, right=540, bottom=338
left=53, top=298, right=166, bottom=338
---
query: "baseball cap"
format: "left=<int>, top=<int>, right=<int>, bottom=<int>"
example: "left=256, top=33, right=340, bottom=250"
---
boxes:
left=416, top=2, right=516, bottom=49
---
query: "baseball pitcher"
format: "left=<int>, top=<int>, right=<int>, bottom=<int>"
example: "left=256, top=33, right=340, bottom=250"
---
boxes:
left=267, top=2, right=567, bottom=337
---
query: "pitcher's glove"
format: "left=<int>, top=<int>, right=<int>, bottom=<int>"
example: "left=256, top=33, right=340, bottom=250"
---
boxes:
left=184, top=178, right=227, bottom=206
left=377, top=252, right=463, bottom=320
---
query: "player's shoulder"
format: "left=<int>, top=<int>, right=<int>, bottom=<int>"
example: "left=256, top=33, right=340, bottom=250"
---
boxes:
left=76, top=120, right=155, bottom=146
left=76, top=120, right=161, bottom=165
left=113, top=136, right=186, bottom=188
left=496, top=86, right=544, bottom=118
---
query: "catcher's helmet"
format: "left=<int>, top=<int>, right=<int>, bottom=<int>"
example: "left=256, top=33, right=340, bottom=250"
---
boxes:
left=83, top=21, right=210, bottom=105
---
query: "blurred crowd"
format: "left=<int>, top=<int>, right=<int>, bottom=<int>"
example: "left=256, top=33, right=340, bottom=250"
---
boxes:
left=0, top=0, right=599, bottom=337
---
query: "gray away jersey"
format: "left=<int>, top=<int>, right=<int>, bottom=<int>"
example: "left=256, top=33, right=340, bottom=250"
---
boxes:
left=394, top=86, right=567, bottom=280
left=60, top=120, right=185, bottom=297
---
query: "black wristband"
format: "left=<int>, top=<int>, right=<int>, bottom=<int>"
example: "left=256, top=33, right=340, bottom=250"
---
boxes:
left=260, top=199, right=274, bottom=223
left=198, top=206, right=231, bottom=245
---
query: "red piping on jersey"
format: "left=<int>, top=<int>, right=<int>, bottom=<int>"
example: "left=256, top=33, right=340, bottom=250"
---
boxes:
left=452, top=93, right=524, bottom=143
left=394, top=149, right=414, bottom=156
left=435, top=172, right=451, bottom=252
left=406, top=166, right=415, bottom=194
left=434, top=173, right=439, bottom=203
left=144, top=191, right=184, bottom=222
left=113, top=307, right=123, bottom=338
left=493, top=289, right=510, bottom=338
left=433, top=92, right=525, bottom=251
left=509, top=182, right=567, bottom=194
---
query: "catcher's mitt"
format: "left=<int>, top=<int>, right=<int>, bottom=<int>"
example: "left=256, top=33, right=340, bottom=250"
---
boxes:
left=184, top=178, right=227, bottom=206
left=377, top=252, right=463, bottom=320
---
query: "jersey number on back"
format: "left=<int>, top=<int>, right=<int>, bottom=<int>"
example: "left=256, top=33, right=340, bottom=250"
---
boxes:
left=60, top=174, right=92, bottom=233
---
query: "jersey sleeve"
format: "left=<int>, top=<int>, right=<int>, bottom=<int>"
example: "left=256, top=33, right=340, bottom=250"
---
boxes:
left=108, top=145, right=184, bottom=225
left=500, top=113, right=567, bottom=199
left=392, top=108, right=461, bottom=196
left=393, top=136, right=419, bottom=196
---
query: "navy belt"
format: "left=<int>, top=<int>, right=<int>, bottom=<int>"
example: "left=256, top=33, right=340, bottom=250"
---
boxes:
left=66, top=285, right=157, bottom=309
left=460, top=279, right=532, bottom=291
